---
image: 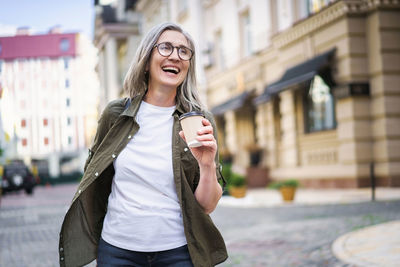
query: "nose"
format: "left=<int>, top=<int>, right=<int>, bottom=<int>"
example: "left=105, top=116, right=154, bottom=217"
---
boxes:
left=169, top=47, right=180, bottom=60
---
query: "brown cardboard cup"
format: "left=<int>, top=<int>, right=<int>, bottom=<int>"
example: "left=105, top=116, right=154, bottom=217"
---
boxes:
left=179, top=111, right=204, bottom=148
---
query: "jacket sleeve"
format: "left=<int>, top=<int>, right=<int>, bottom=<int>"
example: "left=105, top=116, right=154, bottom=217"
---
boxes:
left=83, top=100, right=124, bottom=172
left=204, top=111, right=226, bottom=189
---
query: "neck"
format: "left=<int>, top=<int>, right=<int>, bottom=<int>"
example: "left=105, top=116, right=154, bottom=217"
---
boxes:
left=144, top=85, right=177, bottom=107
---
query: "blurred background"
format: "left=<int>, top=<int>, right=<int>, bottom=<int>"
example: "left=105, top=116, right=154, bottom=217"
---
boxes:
left=0, top=0, right=400, bottom=266
left=1, top=0, right=399, bottom=190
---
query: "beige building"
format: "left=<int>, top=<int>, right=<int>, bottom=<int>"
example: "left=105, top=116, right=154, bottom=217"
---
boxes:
left=94, top=0, right=141, bottom=111
left=205, top=0, right=400, bottom=188
left=93, top=0, right=400, bottom=188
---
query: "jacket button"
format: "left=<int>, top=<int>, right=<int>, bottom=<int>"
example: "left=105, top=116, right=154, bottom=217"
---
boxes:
left=184, top=148, right=188, bottom=152
left=60, top=247, right=64, bottom=252
left=128, top=135, right=132, bottom=139
left=95, top=172, right=99, bottom=176
left=60, top=257, right=64, bottom=261
left=220, top=165, right=223, bottom=171
left=78, top=190, right=82, bottom=194
left=112, top=154, right=116, bottom=158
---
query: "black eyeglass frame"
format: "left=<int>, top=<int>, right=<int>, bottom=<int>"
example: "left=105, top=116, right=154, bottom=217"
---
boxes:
left=153, top=42, right=194, bottom=61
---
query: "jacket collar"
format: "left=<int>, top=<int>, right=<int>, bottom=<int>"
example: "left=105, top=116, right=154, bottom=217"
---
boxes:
left=120, top=93, right=185, bottom=118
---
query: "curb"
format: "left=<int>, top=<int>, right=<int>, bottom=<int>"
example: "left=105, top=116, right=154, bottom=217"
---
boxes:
left=332, top=220, right=400, bottom=267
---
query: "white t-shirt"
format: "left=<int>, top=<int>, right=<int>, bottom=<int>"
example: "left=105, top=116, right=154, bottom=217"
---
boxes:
left=101, top=101, right=187, bottom=252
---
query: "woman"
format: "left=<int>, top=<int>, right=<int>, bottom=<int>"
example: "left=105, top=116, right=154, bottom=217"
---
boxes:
left=59, top=22, right=227, bottom=267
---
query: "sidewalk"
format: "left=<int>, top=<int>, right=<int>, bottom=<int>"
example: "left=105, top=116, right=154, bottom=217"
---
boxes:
left=219, top=187, right=400, bottom=207
left=332, top=220, right=400, bottom=267
left=219, top=187, right=400, bottom=267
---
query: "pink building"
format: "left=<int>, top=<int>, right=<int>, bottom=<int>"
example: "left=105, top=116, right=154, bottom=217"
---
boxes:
left=0, top=28, right=99, bottom=177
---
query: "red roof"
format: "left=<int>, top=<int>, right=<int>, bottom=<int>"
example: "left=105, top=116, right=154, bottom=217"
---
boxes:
left=0, top=33, right=76, bottom=60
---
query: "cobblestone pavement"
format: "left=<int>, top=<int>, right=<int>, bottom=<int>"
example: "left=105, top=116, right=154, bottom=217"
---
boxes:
left=211, top=201, right=400, bottom=267
left=1, top=184, right=399, bottom=267
left=0, top=184, right=78, bottom=267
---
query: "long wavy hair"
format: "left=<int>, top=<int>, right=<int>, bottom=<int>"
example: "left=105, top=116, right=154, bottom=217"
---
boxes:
left=123, top=22, right=203, bottom=112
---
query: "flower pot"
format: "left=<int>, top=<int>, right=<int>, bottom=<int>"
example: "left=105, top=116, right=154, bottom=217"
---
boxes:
left=229, top=186, right=247, bottom=198
left=280, top=186, right=296, bottom=202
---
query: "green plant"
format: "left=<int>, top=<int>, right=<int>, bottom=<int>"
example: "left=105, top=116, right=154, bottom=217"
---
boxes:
left=268, top=179, right=299, bottom=190
left=229, top=173, right=246, bottom=187
left=221, top=162, right=232, bottom=181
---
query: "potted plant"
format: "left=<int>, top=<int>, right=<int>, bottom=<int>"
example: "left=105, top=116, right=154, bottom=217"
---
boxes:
left=228, top=172, right=247, bottom=198
left=269, top=179, right=299, bottom=202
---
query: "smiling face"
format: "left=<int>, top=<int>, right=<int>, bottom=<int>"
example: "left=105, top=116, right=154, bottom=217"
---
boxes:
left=147, top=30, right=191, bottom=93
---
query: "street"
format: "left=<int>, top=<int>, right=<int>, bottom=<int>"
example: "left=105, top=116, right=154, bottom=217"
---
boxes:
left=1, top=184, right=399, bottom=267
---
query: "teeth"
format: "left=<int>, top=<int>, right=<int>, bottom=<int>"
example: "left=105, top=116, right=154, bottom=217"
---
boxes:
left=162, top=66, right=179, bottom=74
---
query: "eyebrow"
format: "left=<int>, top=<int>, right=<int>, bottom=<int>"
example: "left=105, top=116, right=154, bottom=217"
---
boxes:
left=162, top=41, right=190, bottom=49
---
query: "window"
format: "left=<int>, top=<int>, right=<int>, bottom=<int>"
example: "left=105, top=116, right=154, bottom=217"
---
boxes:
left=67, top=117, right=71, bottom=125
left=66, top=98, right=71, bottom=107
left=240, top=11, right=252, bottom=58
left=299, top=0, right=311, bottom=20
left=308, top=0, right=334, bottom=14
left=304, top=75, right=336, bottom=133
left=65, top=79, right=70, bottom=88
left=0, top=43, right=2, bottom=55
left=178, top=0, right=188, bottom=15
left=44, top=137, right=49, bottom=145
left=60, top=38, right=70, bottom=52
left=21, top=119, right=26, bottom=128
left=277, top=0, right=292, bottom=31
left=0, top=60, right=3, bottom=73
left=68, top=136, right=72, bottom=145
left=18, top=59, right=26, bottom=71
left=214, top=30, right=225, bottom=70
left=41, top=59, right=49, bottom=69
left=63, top=57, right=70, bottom=69
left=43, top=118, right=48, bottom=126
left=22, top=138, right=28, bottom=146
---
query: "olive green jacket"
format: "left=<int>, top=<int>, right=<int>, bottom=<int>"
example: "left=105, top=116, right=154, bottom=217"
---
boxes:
left=58, top=94, right=227, bottom=267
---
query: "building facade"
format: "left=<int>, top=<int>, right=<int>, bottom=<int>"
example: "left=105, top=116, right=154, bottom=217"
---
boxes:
left=204, top=0, right=400, bottom=188
left=94, top=0, right=141, bottom=111
left=93, top=0, right=400, bottom=187
left=0, top=28, right=99, bottom=177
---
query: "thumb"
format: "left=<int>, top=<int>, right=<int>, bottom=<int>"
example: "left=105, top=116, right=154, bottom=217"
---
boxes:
left=179, top=130, right=186, bottom=142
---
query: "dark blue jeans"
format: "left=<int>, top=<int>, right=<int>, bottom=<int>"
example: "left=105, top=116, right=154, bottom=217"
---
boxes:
left=97, top=237, right=194, bottom=267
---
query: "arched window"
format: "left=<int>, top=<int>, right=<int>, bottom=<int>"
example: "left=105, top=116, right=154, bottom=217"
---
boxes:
left=304, top=75, right=336, bottom=132
left=60, top=38, right=70, bottom=52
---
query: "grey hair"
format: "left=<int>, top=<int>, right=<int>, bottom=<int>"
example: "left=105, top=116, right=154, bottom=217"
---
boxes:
left=123, top=22, right=203, bottom=112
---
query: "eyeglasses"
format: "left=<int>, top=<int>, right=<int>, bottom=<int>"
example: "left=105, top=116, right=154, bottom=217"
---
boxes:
left=153, top=42, right=193, bottom=61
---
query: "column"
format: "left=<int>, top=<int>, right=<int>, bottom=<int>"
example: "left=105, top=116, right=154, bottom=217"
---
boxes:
left=279, top=90, right=298, bottom=167
left=336, top=97, right=372, bottom=186
left=104, top=38, right=120, bottom=103
left=367, top=10, right=400, bottom=186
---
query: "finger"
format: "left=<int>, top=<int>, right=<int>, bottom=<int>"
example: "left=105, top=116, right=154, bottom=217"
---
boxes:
left=198, top=140, right=217, bottom=149
left=202, top=118, right=211, bottom=126
left=179, top=130, right=186, bottom=141
left=196, top=134, right=215, bottom=142
left=197, top=125, right=213, bottom=135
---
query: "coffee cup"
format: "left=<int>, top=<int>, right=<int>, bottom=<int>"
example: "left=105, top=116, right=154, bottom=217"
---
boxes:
left=179, top=111, right=204, bottom=148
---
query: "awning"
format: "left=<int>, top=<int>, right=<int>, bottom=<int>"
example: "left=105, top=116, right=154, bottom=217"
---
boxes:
left=254, top=48, right=336, bottom=105
left=211, top=90, right=253, bottom=116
